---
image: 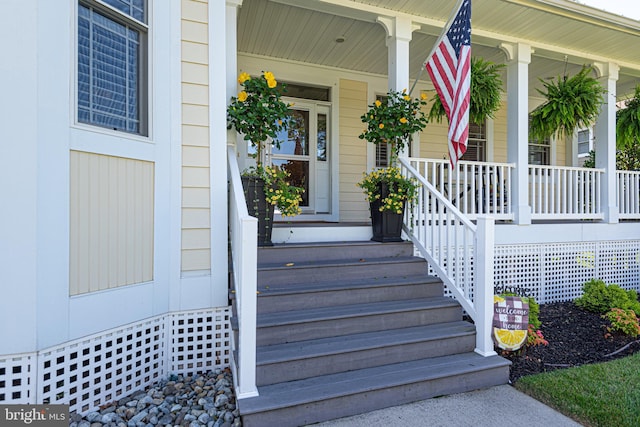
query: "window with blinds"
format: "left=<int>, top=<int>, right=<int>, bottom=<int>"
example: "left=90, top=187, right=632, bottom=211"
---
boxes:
left=78, top=0, right=147, bottom=135
left=577, top=128, right=592, bottom=156
left=374, top=95, right=390, bottom=167
left=528, top=116, right=551, bottom=165
left=460, top=121, right=486, bottom=162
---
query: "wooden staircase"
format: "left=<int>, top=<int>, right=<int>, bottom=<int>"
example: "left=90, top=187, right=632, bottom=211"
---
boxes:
left=232, top=241, right=510, bottom=427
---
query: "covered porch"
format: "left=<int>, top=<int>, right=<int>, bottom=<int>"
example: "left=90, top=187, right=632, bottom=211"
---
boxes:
left=228, top=0, right=640, bottom=227
left=225, top=0, right=640, bottom=415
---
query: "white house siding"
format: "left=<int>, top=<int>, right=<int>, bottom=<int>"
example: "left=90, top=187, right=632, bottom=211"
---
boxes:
left=339, top=79, right=370, bottom=222
left=69, top=151, right=154, bottom=296
left=181, top=0, right=211, bottom=273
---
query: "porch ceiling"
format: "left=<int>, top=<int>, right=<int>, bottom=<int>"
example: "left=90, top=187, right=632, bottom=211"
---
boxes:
left=238, top=0, right=640, bottom=99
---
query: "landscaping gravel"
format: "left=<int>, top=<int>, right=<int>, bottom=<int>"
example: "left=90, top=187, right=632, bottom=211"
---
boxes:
left=68, top=368, right=241, bottom=427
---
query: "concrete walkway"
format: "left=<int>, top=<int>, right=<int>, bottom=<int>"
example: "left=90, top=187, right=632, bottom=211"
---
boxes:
left=310, top=385, right=583, bottom=426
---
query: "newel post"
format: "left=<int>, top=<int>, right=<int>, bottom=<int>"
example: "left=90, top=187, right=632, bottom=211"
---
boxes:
left=474, top=216, right=497, bottom=357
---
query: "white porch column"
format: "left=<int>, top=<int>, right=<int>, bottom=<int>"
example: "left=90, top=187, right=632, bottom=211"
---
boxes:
left=594, top=62, right=619, bottom=224
left=377, top=16, right=418, bottom=157
left=501, top=42, right=532, bottom=225
left=227, top=0, right=243, bottom=148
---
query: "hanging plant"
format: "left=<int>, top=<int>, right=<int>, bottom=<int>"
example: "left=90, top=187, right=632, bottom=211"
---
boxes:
left=616, top=85, right=640, bottom=150
left=529, top=65, right=605, bottom=141
left=429, top=57, right=505, bottom=125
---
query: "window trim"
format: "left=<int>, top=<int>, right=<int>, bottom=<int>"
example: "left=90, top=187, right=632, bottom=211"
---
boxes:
left=577, top=127, right=592, bottom=158
left=528, top=116, right=551, bottom=166
left=76, top=0, right=149, bottom=137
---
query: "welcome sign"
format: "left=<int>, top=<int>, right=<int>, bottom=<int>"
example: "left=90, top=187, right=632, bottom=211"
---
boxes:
left=492, top=295, right=529, bottom=351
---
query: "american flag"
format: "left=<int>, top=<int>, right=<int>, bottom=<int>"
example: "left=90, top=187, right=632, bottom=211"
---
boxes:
left=425, top=0, right=471, bottom=168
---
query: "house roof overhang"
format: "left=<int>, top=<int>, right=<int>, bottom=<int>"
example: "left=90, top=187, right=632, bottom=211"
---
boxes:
left=238, top=0, right=640, bottom=100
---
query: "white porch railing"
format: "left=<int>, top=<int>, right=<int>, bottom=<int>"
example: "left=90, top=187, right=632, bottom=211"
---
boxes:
left=400, top=157, right=496, bottom=356
left=617, top=170, right=640, bottom=219
left=529, top=165, right=604, bottom=220
left=227, top=146, right=259, bottom=399
left=408, top=158, right=514, bottom=220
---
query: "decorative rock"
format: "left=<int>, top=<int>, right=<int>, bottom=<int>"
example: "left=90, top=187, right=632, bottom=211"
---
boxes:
left=71, top=370, right=240, bottom=427
left=102, top=413, right=118, bottom=424
left=86, top=412, right=101, bottom=423
left=214, top=394, right=229, bottom=408
left=198, top=413, right=211, bottom=424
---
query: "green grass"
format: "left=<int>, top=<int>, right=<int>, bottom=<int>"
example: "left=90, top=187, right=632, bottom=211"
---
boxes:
left=515, top=353, right=640, bottom=427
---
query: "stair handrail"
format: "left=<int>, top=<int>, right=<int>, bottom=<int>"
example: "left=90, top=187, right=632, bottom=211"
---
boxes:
left=227, top=146, right=259, bottom=398
left=399, top=157, right=496, bottom=356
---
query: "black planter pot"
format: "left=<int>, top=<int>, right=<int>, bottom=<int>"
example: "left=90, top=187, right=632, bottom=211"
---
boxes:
left=242, top=176, right=275, bottom=247
left=369, top=181, right=405, bottom=243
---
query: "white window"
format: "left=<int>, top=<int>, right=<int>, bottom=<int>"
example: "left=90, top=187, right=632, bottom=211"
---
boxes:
left=78, top=0, right=148, bottom=135
left=577, top=128, right=592, bottom=157
left=528, top=117, right=551, bottom=165
left=374, top=94, right=390, bottom=168
left=461, top=121, right=486, bottom=162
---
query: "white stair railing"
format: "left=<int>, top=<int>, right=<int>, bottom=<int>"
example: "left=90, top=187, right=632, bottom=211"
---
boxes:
left=617, top=170, right=640, bottom=219
left=400, top=157, right=496, bottom=356
left=529, top=165, right=604, bottom=219
left=408, top=158, right=514, bottom=220
left=227, top=146, right=259, bottom=399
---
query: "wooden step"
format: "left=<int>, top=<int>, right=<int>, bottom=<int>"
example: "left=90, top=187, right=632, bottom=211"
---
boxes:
left=239, top=352, right=511, bottom=427
left=257, top=256, right=428, bottom=286
left=255, top=297, right=462, bottom=346
left=254, top=275, right=443, bottom=313
left=256, top=321, right=476, bottom=386
left=257, top=240, right=414, bottom=264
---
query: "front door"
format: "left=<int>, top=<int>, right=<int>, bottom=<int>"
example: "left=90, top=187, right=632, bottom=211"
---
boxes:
left=269, top=101, right=331, bottom=216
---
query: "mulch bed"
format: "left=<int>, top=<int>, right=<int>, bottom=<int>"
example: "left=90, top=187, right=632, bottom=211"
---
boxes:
left=502, top=301, right=640, bottom=384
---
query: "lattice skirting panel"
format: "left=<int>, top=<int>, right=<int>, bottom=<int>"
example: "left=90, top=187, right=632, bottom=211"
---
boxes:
left=0, top=307, right=231, bottom=414
left=424, top=240, right=640, bottom=305
left=495, top=240, right=640, bottom=304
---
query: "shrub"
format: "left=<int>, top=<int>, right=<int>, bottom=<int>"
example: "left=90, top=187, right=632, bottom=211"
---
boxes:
left=604, top=308, right=640, bottom=337
left=575, top=279, right=640, bottom=315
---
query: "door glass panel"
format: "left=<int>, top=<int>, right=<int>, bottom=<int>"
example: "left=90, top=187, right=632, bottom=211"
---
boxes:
left=272, top=159, right=309, bottom=207
left=317, top=113, right=327, bottom=161
left=273, top=110, right=309, bottom=156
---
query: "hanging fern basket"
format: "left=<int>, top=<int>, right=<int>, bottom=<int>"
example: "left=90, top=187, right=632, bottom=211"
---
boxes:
left=429, top=57, right=505, bottom=126
left=529, top=65, right=605, bottom=142
left=616, top=85, right=640, bottom=150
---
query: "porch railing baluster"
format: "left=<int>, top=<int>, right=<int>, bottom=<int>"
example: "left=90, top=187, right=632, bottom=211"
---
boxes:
left=400, top=157, right=496, bottom=357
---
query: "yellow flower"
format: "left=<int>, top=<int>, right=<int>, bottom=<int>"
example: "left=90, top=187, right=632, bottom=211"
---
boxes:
left=404, top=95, right=411, bottom=101
left=375, top=100, right=382, bottom=107
left=264, top=71, right=275, bottom=81
left=267, top=78, right=277, bottom=89
left=238, top=72, right=251, bottom=84
left=237, top=91, right=248, bottom=102
left=420, top=92, right=427, bottom=100
left=399, top=117, right=408, bottom=124
left=379, top=123, right=384, bottom=129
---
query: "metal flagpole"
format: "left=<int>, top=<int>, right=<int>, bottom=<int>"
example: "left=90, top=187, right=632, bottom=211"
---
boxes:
left=408, top=0, right=466, bottom=96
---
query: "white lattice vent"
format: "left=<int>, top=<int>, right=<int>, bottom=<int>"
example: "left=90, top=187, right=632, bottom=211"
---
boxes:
left=0, top=308, right=233, bottom=414
left=495, top=240, right=640, bottom=304
left=0, top=353, right=36, bottom=403
left=169, top=308, right=232, bottom=375
left=38, top=316, right=167, bottom=413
